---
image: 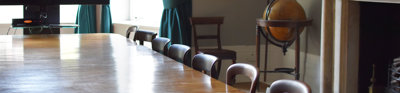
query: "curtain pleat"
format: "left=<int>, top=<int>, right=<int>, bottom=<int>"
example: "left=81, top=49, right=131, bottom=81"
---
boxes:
left=101, top=5, right=113, bottom=33
left=75, top=5, right=97, bottom=33
left=159, top=0, right=192, bottom=46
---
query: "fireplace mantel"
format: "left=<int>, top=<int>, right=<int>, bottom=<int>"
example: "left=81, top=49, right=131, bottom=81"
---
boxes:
left=322, top=0, right=360, bottom=93
left=322, top=1, right=400, bottom=93
left=353, top=0, right=400, bottom=4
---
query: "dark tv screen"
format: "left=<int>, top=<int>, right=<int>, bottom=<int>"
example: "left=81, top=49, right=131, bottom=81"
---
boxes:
left=0, top=0, right=109, bottom=5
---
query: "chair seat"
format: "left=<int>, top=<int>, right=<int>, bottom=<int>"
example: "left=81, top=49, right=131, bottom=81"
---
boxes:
left=198, top=49, right=236, bottom=60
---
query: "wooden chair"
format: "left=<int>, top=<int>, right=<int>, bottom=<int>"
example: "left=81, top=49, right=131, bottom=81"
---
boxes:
left=226, top=63, right=259, bottom=93
left=269, top=79, right=311, bottom=93
left=168, top=44, right=191, bottom=67
left=133, top=30, right=157, bottom=45
left=126, top=26, right=138, bottom=39
left=152, top=37, right=171, bottom=55
left=192, top=53, right=219, bottom=79
left=190, top=17, right=237, bottom=78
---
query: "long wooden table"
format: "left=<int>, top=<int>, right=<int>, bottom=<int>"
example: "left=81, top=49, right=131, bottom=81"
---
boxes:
left=0, top=34, right=243, bottom=93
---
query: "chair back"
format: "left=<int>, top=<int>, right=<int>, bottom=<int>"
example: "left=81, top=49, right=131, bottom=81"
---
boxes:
left=126, top=26, right=138, bottom=38
left=269, top=79, right=311, bottom=93
left=190, top=17, right=224, bottom=54
left=133, top=30, right=157, bottom=45
left=226, top=63, right=259, bottom=93
left=192, top=53, right=219, bottom=78
left=152, top=37, right=171, bottom=55
left=168, top=44, right=191, bottom=66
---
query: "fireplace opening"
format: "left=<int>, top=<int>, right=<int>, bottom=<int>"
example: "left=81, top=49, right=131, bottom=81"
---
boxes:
left=359, top=2, right=400, bottom=93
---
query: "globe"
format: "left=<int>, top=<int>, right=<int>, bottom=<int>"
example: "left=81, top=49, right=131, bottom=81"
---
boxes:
left=263, top=0, right=306, bottom=41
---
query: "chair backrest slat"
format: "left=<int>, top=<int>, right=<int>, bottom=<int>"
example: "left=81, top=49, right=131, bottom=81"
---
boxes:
left=192, top=53, right=219, bottom=78
left=226, top=63, right=259, bottom=93
left=126, top=26, right=138, bottom=38
left=133, top=30, right=157, bottom=45
left=269, top=79, right=312, bottom=93
left=152, top=37, right=171, bottom=55
left=190, top=17, right=224, bottom=53
left=168, top=44, right=191, bottom=67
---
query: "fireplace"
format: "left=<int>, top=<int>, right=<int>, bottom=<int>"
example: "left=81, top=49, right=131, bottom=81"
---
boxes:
left=359, top=2, right=400, bottom=93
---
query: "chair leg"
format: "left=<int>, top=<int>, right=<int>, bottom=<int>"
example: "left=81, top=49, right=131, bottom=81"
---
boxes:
left=217, top=59, right=222, bottom=80
left=215, top=59, right=235, bottom=80
left=139, top=41, right=144, bottom=45
left=231, top=59, right=237, bottom=87
left=211, top=68, right=219, bottom=79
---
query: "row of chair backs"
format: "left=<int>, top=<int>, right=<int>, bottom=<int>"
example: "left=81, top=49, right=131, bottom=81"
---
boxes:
left=192, top=53, right=219, bottom=79
left=126, top=26, right=138, bottom=38
left=168, top=44, right=191, bottom=66
left=134, top=30, right=157, bottom=45
left=150, top=37, right=312, bottom=93
left=152, top=37, right=171, bottom=55
left=126, top=26, right=168, bottom=55
left=128, top=20, right=310, bottom=93
left=190, top=52, right=260, bottom=93
left=226, top=63, right=259, bottom=93
left=223, top=63, right=311, bottom=93
left=127, top=27, right=191, bottom=67
left=269, top=79, right=312, bottom=93
left=126, top=26, right=157, bottom=46
left=148, top=37, right=192, bottom=67
left=148, top=37, right=311, bottom=93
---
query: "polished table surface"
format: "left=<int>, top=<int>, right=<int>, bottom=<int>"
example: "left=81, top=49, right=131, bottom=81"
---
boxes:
left=0, top=34, right=243, bottom=93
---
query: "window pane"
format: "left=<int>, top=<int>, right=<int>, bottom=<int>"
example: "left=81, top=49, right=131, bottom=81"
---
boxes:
left=130, top=0, right=163, bottom=27
left=60, top=5, right=78, bottom=23
left=111, top=0, right=130, bottom=22
left=0, top=5, right=23, bottom=23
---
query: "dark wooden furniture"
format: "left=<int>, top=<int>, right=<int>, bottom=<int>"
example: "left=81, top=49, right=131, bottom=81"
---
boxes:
left=151, top=37, right=171, bottom=55
left=256, top=19, right=312, bottom=81
left=168, top=44, right=191, bottom=67
left=226, top=63, right=259, bottom=93
left=125, top=26, right=138, bottom=38
left=0, top=34, right=243, bottom=93
left=190, top=17, right=237, bottom=78
left=192, top=53, right=219, bottom=79
left=269, top=79, right=312, bottom=93
left=23, top=5, right=60, bottom=34
left=133, top=30, right=157, bottom=45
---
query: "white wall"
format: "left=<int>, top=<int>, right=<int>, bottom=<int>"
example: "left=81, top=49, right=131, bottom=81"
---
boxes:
left=193, top=0, right=268, bottom=46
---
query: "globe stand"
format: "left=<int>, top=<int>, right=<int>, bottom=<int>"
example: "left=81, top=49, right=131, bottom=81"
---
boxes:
left=256, top=19, right=312, bottom=82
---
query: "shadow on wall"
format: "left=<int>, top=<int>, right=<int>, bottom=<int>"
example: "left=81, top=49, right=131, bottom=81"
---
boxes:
left=297, top=0, right=322, bottom=93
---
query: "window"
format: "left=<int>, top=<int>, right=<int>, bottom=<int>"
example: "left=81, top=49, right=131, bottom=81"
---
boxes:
left=60, top=5, right=78, bottom=23
left=110, top=0, right=130, bottom=22
left=111, top=0, right=164, bottom=27
left=0, top=5, right=23, bottom=23
left=130, top=0, right=164, bottom=27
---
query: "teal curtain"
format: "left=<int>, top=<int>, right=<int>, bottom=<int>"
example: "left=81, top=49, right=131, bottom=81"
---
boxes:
left=101, top=5, right=113, bottom=33
left=75, top=5, right=97, bottom=33
left=159, top=0, right=192, bottom=46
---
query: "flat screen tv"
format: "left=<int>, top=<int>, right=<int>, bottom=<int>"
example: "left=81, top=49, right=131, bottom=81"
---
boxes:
left=0, top=0, right=109, bottom=5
